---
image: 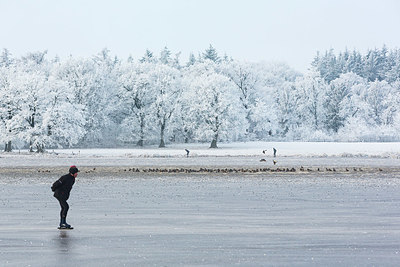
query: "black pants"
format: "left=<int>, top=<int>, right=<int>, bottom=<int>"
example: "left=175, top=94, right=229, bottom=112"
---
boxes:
left=56, top=197, right=69, bottom=219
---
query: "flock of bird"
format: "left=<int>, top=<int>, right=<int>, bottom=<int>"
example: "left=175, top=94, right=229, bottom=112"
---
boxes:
left=116, top=166, right=376, bottom=174
left=36, top=148, right=382, bottom=174
left=37, top=166, right=380, bottom=174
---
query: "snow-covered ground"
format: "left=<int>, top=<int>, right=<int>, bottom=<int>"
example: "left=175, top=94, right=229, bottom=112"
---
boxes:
left=49, top=141, right=400, bottom=157
left=1, top=142, right=400, bottom=170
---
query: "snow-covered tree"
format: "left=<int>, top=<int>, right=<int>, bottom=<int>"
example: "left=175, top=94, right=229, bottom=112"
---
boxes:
left=39, top=74, right=86, bottom=149
left=17, top=71, right=48, bottom=152
left=54, top=57, right=96, bottom=145
left=186, top=61, right=245, bottom=147
left=0, top=51, right=53, bottom=152
left=173, top=77, right=196, bottom=143
left=274, top=81, right=301, bottom=137
left=363, top=48, right=386, bottom=82
left=117, top=61, right=156, bottom=146
left=2, top=46, right=400, bottom=147
left=253, top=62, right=300, bottom=139
left=0, top=65, right=21, bottom=151
left=55, top=49, right=119, bottom=147
left=159, top=46, right=181, bottom=69
left=385, top=49, right=400, bottom=83
left=89, top=49, right=120, bottom=145
left=324, top=72, right=364, bottom=132
left=159, top=46, right=172, bottom=65
left=295, top=70, right=327, bottom=131
left=312, top=49, right=341, bottom=83
left=363, top=80, right=397, bottom=126
left=186, top=53, right=196, bottom=67
left=150, top=63, right=182, bottom=147
left=313, top=46, right=400, bottom=85
left=0, top=49, right=13, bottom=67
left=221, top=60, right=262, bottom=139
left=140, top=49, right=157, bottom=63
left=202, top=44, right=220, bottom=63
left=344, top=50, right=364, bottom=77
left=338, top=116, right=370, bottom=141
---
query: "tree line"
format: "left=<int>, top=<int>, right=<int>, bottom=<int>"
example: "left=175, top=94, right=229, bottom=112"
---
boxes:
left=1, top=45, right=399, bottom=152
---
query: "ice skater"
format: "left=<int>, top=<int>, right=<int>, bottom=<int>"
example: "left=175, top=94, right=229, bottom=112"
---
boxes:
left=51, top=165, right=79, bottom=229
left=185, top=149, right=190, bottom=157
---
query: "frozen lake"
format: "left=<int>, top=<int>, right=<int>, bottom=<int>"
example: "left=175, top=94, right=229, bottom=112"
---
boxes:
left=1, top=143, right=400, bottom=265
left=1, top=170, right=399, bottom=266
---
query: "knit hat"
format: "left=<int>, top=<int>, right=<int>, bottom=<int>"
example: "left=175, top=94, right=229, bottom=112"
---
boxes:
left=69, top=165, right=79, bottom=174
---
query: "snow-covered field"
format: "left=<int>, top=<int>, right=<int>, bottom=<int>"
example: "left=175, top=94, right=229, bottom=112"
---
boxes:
left=0, top=142, right=399, bottom=266
left=1, top=142, right=400, bottom=170
left=46, top=141, right=400, bottom=158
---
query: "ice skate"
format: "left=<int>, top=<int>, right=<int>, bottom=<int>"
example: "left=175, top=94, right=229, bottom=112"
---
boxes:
left=58, top=218, right=73, bottom=229
left=58, top=223, right=73, bottom=230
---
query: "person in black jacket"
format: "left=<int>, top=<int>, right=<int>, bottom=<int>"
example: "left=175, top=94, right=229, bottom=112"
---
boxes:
left=51, top=165, right=79, bottom=229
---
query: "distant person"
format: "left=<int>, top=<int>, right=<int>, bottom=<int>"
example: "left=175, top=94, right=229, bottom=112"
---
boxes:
left=273, top=148, right=277, bottom=157
left=185, top=149, right=190, bottom=157
left=51, top=166, right=79, bottom=229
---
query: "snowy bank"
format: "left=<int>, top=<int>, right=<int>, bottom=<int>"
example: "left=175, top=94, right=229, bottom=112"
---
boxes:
left=1, top=142, right=400, bottom=171
left=47, top=141, right=400, bottom=158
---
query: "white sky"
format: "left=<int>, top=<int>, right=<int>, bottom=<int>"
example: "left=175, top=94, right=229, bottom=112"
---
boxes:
left=1, top=0, right=399, bottom=72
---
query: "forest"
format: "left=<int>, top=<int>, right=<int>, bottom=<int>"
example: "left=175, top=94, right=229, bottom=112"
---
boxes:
left=1, top=45, right=400, bottom=152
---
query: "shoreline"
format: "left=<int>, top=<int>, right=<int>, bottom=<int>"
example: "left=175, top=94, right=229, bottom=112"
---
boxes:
left=1, top=165, right=399, bottom=176
left=1, top=143, right=399, bottom=176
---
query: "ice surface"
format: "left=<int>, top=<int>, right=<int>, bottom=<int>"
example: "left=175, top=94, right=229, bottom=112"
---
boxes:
left=1, top=172, right=400, bottom=266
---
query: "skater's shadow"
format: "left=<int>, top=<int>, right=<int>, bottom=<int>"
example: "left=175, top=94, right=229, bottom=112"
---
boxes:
left=56, top=231, right=71, bottom=254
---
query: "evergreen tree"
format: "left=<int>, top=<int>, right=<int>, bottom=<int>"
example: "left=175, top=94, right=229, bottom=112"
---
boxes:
left=363, top=48, right=383, bottom=82
left=202, top=44, right=220, bottom=63
left=312, top=49, right=341, bottom=83
left=0, top=48, right=13, bottom=67
left=385, top=48, right=400, bottom=83
left=324, top=73, right=364, bottom=132
left=186, top=53, right=196, bottom=67
left=312, top=46, right=397, bottom=84
left=140, top=49, right=156, bottom=63
left=344, top=50, right=364, bottom=77
left=159, top=46, right=171, bottom=65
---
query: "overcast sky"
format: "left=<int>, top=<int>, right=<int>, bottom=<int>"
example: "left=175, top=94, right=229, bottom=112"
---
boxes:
left=1, top=0, right=399, bottom=72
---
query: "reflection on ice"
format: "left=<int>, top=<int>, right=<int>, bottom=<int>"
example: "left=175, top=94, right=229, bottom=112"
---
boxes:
left=57, top=231, right=71, bottom=253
